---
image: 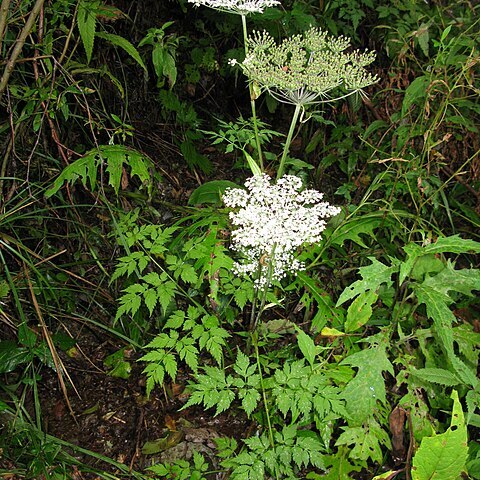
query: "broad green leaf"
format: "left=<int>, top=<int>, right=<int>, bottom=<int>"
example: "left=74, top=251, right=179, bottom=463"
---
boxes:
left=162, top=52, right=177, bottom=87
left=341, top=339, right=393, bottom=425
left=402, top=75, right=429, bottom=116
left=18, top=323, right=37, bottom=348
left=421, top=262, right=480, bottom=299
left=77, top=0, right=98, bottom=64
left=412, top=368, right=461, bottom=386
left=95, top=32, right=147, bottom=71
left=320, top=327, right=345, bottom=337
left=412, top=390, right=468, bottom=480
left=297, top=271, right=342, bottom=332
left=344, top=290, right=377, bottom=333
left=415, top=281, right=478, bottom=386
left=104, top=348, right=132, bottom=379
left=244, top=151, right=262, bottom=176
left=296, top=328, right=317, bottom=367
left=417, top=23, right=429, bottom=57
left=0, top=341, right=33, bottom=374
left=331, top=214, right=387, bottom=248
left=336, top=257, right=396, bottom=306
left=401, top=236, right=480, bottom=284
left=188, top=180, right=239, bottom=206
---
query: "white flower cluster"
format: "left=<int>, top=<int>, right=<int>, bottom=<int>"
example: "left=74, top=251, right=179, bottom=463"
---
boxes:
left=223, top=174, right=341, bottom=287
left=188, top=0, right=280, bottom=14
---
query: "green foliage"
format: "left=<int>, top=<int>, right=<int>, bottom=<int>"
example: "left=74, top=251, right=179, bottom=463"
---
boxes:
left=340, top=336, right=393, bottom=425
left=411, top=390, right=468, bottom=479
left=2, top=0, right=479, bottom=478
left=140, top=307, right=230, bottom=396
left=139, top=22, right=179, bottom=88
left=148, top=450, right=209, bottom=480
left=219, top=425, right=325, bottom=479
left=77, top=0, right=146, bottom=70
left=45, top=145, right=154, bottom=197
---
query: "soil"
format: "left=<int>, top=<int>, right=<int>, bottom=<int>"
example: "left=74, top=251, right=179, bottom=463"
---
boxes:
left=17, top=322, right=250, bottom=478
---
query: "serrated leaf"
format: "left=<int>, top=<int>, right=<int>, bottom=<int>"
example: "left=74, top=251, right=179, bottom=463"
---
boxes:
left=95, top=32, right=147, bottom=71
left=240, top=389, right=260, bottom=417
left=234, top=350, right=251, bottom=377
left=341, top=340, right=393, bottom=424
left=344, top=290, right=377, bottom=333
left=164, top=311, right=185, bottom=330
left=142, top=271, right=161, bottom=286
left=276, top=391, right=292, bottom=417
left=296, top=328, right=317, bottom=367
left=415, top=283, right=478, bottom=386
left=401, top=236, right=480, bottom=284
left=412, top=368, right=461, bottom=386
left=317, top=448, right=362, bottom=480
left=336, top=419, right=388, bottom=464
left=336, top=257, right=396, bottom=306
left=143, top=288, right=157, bottom=316
left=179, top=344, right=198, bottom=372
left=233, top=285, right=248, bottom=309
left=77, top=0, right=98, bottom=64
left=45, top=155, right=99, bottom=197
left=163, top=353, right=177, bottom=380
left=179, top=263, right=198, bottom=284
left=422, top=262, right=480, bottom=299
left=331, top=214, right=386, bottom=248
left=412, top=390, right=468, bottom=480
left=157, top=280, right=176, bottom=314
left=46, top=145, right=152, bottom=197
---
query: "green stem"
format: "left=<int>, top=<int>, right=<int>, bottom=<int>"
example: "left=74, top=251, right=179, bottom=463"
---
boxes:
left=241, top=14, right=263, bottom=171
left=249, top=244, right=276, bottom=331
left=277, top=103, right=302, bottom=180
left=252, top=331, right=276, bottom=452
left=277, top=104, right=302, bottom=180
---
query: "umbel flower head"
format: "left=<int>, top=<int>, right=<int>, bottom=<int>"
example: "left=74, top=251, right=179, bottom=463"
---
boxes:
left=223, top=174, right=340, bottom=287
left=231, top=27, right=379, bottom=105
left=188, top=0, right=280, bottom=15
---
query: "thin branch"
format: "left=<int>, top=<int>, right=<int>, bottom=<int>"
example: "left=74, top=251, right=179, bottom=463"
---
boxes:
left=0, top=0, right=11, bottom=51
left=0, top=0, right=46, bottom=102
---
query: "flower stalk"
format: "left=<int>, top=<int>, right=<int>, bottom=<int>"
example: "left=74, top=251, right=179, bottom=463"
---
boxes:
left=241, top=13, right=264, bottom=170
left=277, top=102, right=302, bottom=179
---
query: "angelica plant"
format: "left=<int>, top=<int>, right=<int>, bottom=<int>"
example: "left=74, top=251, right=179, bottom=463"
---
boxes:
left=223, top=173, right=340, bottom=329
left=230, top=27, right=379, bottom=178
